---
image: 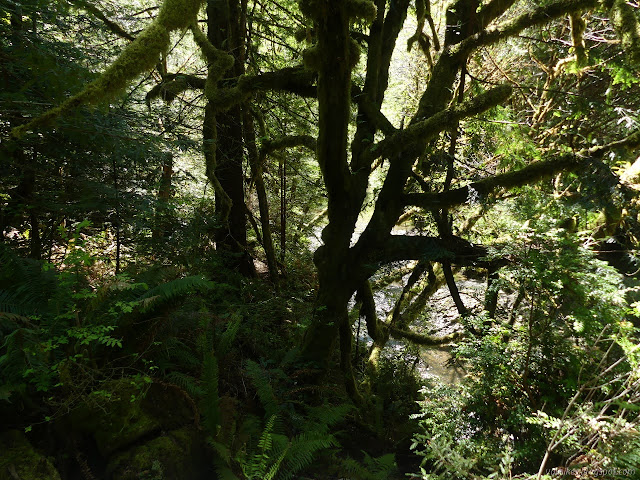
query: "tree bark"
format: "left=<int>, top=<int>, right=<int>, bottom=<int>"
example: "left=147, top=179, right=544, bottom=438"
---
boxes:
left=206, top=0, right=254, bottom=275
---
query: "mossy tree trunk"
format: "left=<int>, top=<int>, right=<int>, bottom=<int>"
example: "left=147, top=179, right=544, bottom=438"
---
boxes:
left=206, top=0, right=254, bottom=276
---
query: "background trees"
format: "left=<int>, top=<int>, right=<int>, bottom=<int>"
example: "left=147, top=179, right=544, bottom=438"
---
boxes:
left=1, top=0, right=640, bottom=478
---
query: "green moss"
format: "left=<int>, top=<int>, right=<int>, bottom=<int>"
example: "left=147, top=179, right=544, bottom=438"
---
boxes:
left=210, top=87, right=246, bottom=111
left=345, top=0, right=377, bottom=24
left=302, top=46, right=322, bottom=71
left=106, top=428, right=200, bottom=480
left=157, top=0, right=202, bottom=30
left=70, top=381, right=162, bottom=457
left=190, top=23, right=234, bottom=71
left=11, top=0, right=203, bottom=138
left=67, top=379, right=193, bottom=459
left=0, top=431, right=61, bottom=480
left=570, top=13, right=588, bottom=67
left=348, top=37, right=361, bottom=68
left=90, top=22, right=171, bottom=100
left=298, top=0, right=323, bottom=20
left=611, top=0, right=640, bottom=66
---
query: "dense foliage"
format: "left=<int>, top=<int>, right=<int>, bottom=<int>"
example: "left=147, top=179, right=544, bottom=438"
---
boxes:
left=1, top=0, right=640, bottom=479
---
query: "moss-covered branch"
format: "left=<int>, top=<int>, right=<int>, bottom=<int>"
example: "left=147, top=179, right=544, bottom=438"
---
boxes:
left=404, top=155, right=583, bottom=210
left=239, top=67, right=317, bottom=97
left=458, top=0, right=599, bottom=56
left=365, top=234, right=488, bottom=268
left=403, top=128, right=640, bottom=211
left=570, top=12, right=588, bottom=67
left=146, top=74, right=207, bottom=106
left=389, top=327, right=462, bottom=345
left=364, top=85, right=512, bottom=163
left=12, top=0, right=204, bottom=137
left=351, top=86, right=397, bottom=136
left=69, top=0, right=135, bottom=41
left=355, top=280, right=384, bottom=343
left=260, top=135, right=317, bottom=158
left=476, top=0, right=518, bottom=29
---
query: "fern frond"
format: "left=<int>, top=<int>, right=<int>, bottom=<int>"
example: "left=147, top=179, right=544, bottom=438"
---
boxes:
left=614, top=434, right=640, bottom=474
left=164, top=371, right=203, bottom=398
left=209, top=439, right=233, bottom=466
left=245, top=360, right=279, bottom=418
left=304, top=403, right=353, bottom=432
left=264, top=445, right=288, bottom=480
left=0, top=246, right=57, bottom=316
left=217, top=317, right=240, bottom=358
left=137, top=275, right=215, bottom=312
left=161, top=337, right=201, bottom=369
left=202, top=351, right=221, bottom=436
left=213, top=457, right=240, bottom=480
left=277, top=431, right=338, bottom=480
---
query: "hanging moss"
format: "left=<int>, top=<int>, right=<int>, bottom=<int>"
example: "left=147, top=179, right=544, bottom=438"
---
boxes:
left=344, top=0, right=377, bottom=23
left=90, top=23, right=171, bottom=99
left=611, top=0, right=640, bottom=66
left=12, top=0, right=204, bottom=138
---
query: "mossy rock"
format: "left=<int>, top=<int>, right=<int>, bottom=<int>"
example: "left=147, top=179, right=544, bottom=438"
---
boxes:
left=106, top=427, right=206, bottom=480
left=68, top=379, right=194, bottom=458
left=0, top=430, right=61, bottom=480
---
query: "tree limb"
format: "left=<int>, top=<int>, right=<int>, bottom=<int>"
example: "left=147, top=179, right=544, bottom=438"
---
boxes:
left=364, top=85, right=512, bottom=163
left=458, top=0, right=599, bottom=56
left=389, top=326, right=462, bottom=345
left=146, top=74, right=207, bottom=105
left=68, top=0, right=135, bottom=41
left=260, top=135, right=317, bottom=158
left=364, top=234, right=488, bottom=268
left=403, top=129, right=640, bottom=210
left=238, top=66, right=318, bottom=97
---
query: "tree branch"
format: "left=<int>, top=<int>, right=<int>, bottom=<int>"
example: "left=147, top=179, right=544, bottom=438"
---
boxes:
left=477, top=0, right=518, bottom=29
left=260, top=135, right=317, bottom=157
left=403, top=129, right=640, bottom=210
left=459, top=0, right=599, bottom=55
left=389, top=326, right=462, bottom=345
left=69, top=0, right=135, bottom=41
left=363, top=85, right=512, bottom=163
left=146, top=74, right=207, bottom=105
left=364, top=234, right=488, bottom=268
left=238, top=66, right=317, bottom=97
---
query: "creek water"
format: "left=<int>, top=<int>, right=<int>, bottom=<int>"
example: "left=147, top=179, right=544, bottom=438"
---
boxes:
left=363, top=274, right=487, bottom=384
